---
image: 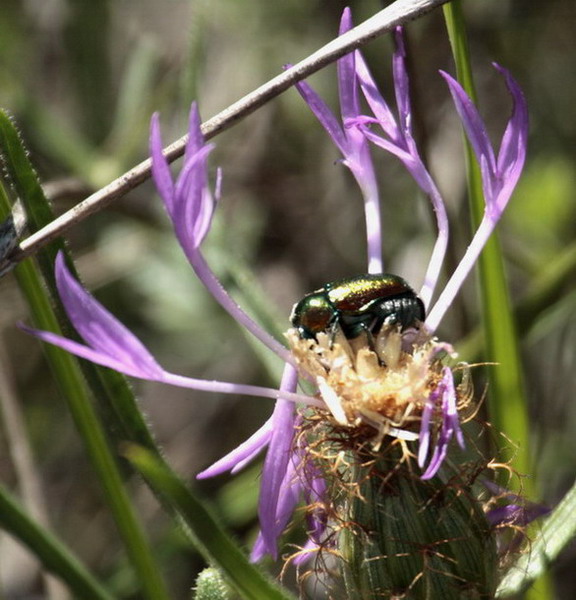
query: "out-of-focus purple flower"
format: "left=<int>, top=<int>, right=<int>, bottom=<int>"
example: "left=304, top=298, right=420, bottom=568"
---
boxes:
left=293, top=8, right=382, bottom=274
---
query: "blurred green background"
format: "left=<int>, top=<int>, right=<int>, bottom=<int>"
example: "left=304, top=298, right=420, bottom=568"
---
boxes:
left=0, top=0, right=575, bottom=598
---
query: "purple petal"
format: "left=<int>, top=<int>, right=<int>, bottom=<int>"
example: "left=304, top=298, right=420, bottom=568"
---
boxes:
left=20, top=325, right=160, bottom=379
left=392, top=27, right=411, bottom=137
left=196, top=417, right=273, bottom=479
left=420, top=368, right=463, bottom=479
left=184, top=103, right=204, bottom=162
left=294, top=79, right=348, bottom=154
left=53, top=252, right=164, bottom=378
left=149, top=113, right=175, bottom=210
left=257, top=399, right=296, bottom=558
left=491, top=64, right=529, bottom=216
left=251, top=448, right=301, bottom=562
left=417, top=393, right=435, bottom=467
left=337, top=8, right=358, bottom=123
left=355, top=51, right=401, bottom=143
left=487, top=503, right=550, bottom=528
left=172, top=145, right=215, bottom=251
left=291, top=538, right=320, bottom=566
left=360, top=126, right=416, bottom=165
left=257, top=365, right=299, bottom=558
left=250, top=533, right=266, bottom=563
left=440, top=71, right=496, bottom=173
left=494, top=64, right=528, bottom=175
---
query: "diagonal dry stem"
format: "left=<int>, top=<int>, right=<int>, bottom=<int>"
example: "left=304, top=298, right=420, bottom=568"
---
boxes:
left=11, top=0, right=448, bottom=265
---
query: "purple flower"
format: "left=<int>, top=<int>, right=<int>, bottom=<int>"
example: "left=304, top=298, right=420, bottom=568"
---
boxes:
left=23, top=13, right=529, bottom=568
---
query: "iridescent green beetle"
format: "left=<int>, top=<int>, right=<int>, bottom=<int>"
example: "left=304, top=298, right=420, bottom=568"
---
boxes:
left=290, top=274, right=425, bottom=340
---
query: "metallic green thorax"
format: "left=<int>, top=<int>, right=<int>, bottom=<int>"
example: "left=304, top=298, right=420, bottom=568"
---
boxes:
left=291, top=274, right=425, bottom=340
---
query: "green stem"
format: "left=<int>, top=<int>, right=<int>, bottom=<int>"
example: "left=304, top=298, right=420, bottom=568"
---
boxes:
left=442, top=4, right=553, bottom=599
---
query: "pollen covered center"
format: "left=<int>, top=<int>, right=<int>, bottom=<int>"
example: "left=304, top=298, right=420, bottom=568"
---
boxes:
left=286, top=326, right=452, bottom=441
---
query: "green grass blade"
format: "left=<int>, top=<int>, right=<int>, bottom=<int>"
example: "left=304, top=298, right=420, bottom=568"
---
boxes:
left=442, top=2, right=532, bottom=490
left=442, top=5, right=553, bottom=599
left=125, top=445, right=296, bottom=600
left=0, top=113, right=170, bottom=600
left=0, top=483, right=115, bottom=600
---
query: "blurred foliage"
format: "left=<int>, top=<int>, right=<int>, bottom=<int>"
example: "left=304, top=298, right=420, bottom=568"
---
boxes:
left=0, top=0, right=575, bottom=598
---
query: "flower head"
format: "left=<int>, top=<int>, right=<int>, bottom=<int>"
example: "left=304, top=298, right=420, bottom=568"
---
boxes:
left=22, top=11, right=531, bottom=575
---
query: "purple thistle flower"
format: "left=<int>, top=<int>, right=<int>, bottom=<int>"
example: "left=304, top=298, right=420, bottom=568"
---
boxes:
left=22, top=12, right=530, bottom=569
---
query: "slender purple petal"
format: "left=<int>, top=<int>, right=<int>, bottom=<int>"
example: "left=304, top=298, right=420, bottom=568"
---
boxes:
left=483, top=481, right=550, bottom=527
left=392, top=27, right=411, bottom=138
left=257, top=364, right=299, bottom=558
left=337, top=8, right=358, bottom=123
left=54, top=252, right=164, bottom=377
left=172, top=145, right=215, bottom=250
left=196, top=417, right=273, bottom=479
left=24, top=252, right=319, bottom=407
left=491, top=64, right=528, bottom=217
left=355, top=51, right=400, bottom=143
left=417, top=392, right=435, bottom=468
left=149, top=113, right=175, bottom=204
left=439, top=71, right=496, bottom=173
left=184, top=103, right=204, bottom=161
left=20, top=325, right=161, bottom=379
left=420, top=368, right=464, bottom=479
left=294, top=79, right=348, bottom=154
left=250, top=533, right=266, bottom=563
left=150, top=107, right=294, bottom=364
left=426, top=66, right=528, bottom=331
left=186, top=252, right=293, bottom=363
left=494, top=64, right=528, bottom=175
